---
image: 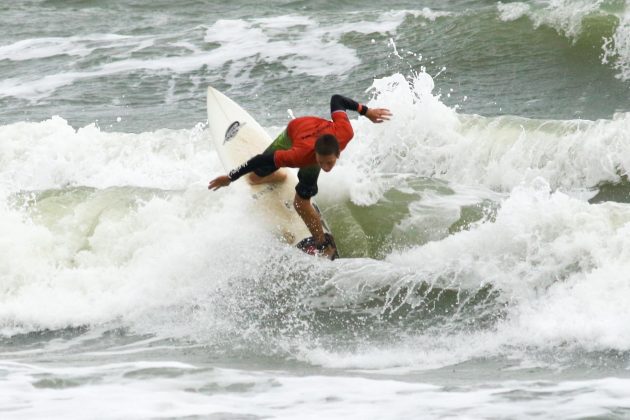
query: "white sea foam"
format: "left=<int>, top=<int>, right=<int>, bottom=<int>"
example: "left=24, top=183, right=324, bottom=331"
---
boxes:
left=603, top=9, right=630, bottom=82
left=0, top=12, right=411, bottom=100
left=300, top=181, right=630, bottom=372
left=1, top=362, right=629, bottom=419
left=0, top=117, right=283, bottom=333
left=497, top=2, right=531, bottom=22
left=0, top=34, right=141, bottom=61
left=2, top=71, right=630, bottom=362
left=0, top=183, right=282, bottom=335
left=380, top=8, right=452, bottom=22
left=203, top=13, right=407, bottom=81
left=0, top=117, right=213, bottom=191
left=324, top=72, right=630, bottom=205
left=389, top=181, right=630, bottom=348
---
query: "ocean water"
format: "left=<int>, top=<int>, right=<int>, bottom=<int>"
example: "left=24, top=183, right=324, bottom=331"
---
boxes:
left=2, top=0, right=630, bottom=418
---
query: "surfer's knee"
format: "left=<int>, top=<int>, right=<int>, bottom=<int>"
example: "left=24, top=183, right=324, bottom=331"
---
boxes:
left=248, top=169, right=286, bottom=185
left=274, top=169, right=287, bottom=183
left=295, top=180, right=318, bottom=202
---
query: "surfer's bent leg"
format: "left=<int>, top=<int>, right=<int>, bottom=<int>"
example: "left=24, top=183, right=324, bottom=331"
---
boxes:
left=295, top=165, right=320, bottom=199
left=247, top=130, right=291, bottom=185
left=248, top=161, right=286, bottom=185
left=228, top=153, right=276, bottom=181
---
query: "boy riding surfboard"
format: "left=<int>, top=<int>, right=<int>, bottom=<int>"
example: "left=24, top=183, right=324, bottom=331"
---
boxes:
left=208, top=94, right=392, bottom=259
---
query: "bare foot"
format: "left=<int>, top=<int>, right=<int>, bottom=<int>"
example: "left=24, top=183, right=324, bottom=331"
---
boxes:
left=247, top=169, right=287, bottom=185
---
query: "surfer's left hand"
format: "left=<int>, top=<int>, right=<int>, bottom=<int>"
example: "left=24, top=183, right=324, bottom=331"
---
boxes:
left=208, top=175, right=231, bottom=191
left=366, top=108, right=392, bottom=123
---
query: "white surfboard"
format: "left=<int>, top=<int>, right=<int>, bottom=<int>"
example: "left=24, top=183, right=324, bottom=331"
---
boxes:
left=207, top=86, right=333, bottom=248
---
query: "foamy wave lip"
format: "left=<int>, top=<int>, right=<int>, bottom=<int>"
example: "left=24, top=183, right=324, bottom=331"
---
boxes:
left=0, top=73, right=90, bottom=100
left=409, top=7, right=452, bottom=21
left=297, top=331, right=498, bottom=372
left=0, top=12, right=409, bottom=101
left=602, top=10, right=630, bottom=82
left=0, top=34, right=159, bottom=99
left=497, top=0, right=630, bottom=81
left=203, top=13, right=407, bottom=81
left=329, top=71, right=630, bottom=202
left=386, top=180, right=630, bottom=351
left=497, top=2, right=531, bottom=22
left=326, top=71, right=461, bottom=205
left=299, top=182, right=630, bottom=367
left=382, top=7, right=452, bottom=22
left=452, top=111, right=630, bottom=191
left=0, top=116, right=214, bottom=191
left=0, top=51, right=214, bottom=101
left=0, top=34, right=142, bottom=61
left=0, top=179, right=278, bottom=335
left=496, top=0, right=605, bottom=39
left=2, top=362, right=629, bottom=419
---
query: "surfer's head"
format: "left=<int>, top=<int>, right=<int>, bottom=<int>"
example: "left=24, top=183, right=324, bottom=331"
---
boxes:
left=315, top=134, right=340, bottom=172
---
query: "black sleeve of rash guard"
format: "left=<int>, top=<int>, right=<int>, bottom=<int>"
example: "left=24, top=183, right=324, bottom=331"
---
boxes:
left=228, top=153, right=276, bottom=181
left=330, top=94, right=368, bottom=115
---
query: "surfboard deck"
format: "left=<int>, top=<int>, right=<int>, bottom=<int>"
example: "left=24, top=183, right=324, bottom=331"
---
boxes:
left=207, top=86, right=337, bottom=258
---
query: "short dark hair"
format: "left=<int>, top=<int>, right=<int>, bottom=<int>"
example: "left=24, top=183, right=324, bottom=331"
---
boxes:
left=315, top=134, right=340, bottom=156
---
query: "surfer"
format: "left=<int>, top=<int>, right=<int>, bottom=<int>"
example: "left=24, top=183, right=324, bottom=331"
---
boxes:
left=208, top=94, right=392, bottom=257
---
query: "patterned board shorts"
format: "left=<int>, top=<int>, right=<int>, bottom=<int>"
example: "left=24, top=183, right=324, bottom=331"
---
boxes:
left=254, top=130, right=320, bottom=199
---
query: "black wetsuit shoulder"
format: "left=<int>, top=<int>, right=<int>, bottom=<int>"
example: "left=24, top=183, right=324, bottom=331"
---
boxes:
left=330, top=94, right=367, bottom=115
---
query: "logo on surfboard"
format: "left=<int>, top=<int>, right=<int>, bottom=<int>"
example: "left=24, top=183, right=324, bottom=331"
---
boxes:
left=224, top=121, right=245, bottom=144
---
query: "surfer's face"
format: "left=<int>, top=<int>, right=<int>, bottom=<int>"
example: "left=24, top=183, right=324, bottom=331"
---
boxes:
left=316, top=153, right=338, bottom=172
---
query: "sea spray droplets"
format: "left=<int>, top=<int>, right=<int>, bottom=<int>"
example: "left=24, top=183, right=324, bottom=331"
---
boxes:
left=602, top=9, right=630, bottom=82
left=388, top=180, right=630, bottom=351
left=326, top=71, right=460, bottom=205
left=0, top=117, right=214, bottom=192
left=326, top=71, right=630, bottom=206
left=291, top=180, right=630, bottom=368
left=0, top=184, right=280, bottom=336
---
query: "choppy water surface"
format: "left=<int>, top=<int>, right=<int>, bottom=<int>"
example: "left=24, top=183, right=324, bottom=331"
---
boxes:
left=2, top=1, right=630, bottom=419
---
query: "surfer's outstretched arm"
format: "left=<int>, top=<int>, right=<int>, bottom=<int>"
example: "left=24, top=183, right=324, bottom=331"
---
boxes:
left=330, top=94, right=392, bottom=123
left=208, top=174, right=231, bottom=191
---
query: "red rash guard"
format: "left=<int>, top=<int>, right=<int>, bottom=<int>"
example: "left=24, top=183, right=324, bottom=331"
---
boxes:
left=273, top=111, right=355, bottom=168
left=227, top=95, right=367, bottom=182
